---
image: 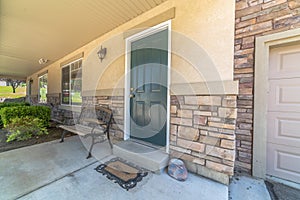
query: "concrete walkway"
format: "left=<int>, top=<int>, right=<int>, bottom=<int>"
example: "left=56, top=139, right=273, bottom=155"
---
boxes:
left=0, top=136, right=228, bottom=200
left=229, top=175, right=271, bottom=200
left=0, top=137, right=96, bottom=200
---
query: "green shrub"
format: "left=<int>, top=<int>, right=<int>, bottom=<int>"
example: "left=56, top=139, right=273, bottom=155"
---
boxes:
left=6, top=116, right=48, bottom=142
left=0, top=106, right=50, bottom=127
left=0, top=102, right=30, bottom=127
left=0, top=102, right=30, bottom=109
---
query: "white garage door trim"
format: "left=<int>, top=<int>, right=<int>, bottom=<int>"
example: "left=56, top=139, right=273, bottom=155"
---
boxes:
left=253, top=28, right=300, bottom=180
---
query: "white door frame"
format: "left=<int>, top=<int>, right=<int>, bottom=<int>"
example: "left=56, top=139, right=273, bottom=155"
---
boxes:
left=124, top=20, right=171, bottom=153
left=253, top=28, right=300, bottom=179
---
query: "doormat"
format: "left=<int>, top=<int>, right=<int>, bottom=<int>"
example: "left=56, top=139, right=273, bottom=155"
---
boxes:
left=95, top=157, right=148, bottom=191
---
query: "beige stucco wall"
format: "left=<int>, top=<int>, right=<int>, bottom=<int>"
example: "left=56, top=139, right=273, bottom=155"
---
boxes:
left=27, top=0, right=235, bottom=96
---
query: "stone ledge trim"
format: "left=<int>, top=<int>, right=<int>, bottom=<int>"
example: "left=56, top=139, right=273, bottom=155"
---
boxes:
left=46, top=93, right=60, bottom=97
left=82, top=88, right=124, bottom=97
left=171, top=81, right=239, bottom=95
left=58, top=105, right=81, bottom=112
left=185, top=160, right=229, bottom=185
left=82, top=81, right=238, bottom=97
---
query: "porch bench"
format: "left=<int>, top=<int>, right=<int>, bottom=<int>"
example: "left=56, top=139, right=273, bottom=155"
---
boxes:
left=58, top=105, right=113, bottom=159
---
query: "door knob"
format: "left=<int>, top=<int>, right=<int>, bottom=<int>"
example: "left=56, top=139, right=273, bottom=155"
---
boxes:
left=129, top=93, right=135, bottom=98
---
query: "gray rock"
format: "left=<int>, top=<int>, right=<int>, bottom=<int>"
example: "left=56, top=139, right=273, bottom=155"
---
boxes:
left=168, top=158, right=188, bottom=181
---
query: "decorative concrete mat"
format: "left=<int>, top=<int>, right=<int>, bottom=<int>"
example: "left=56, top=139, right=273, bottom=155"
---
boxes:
left=95, top=157, right=148, bottom=191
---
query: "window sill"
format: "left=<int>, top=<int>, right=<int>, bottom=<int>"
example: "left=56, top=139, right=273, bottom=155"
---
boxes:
left=59, top=105, right=82, bottom=112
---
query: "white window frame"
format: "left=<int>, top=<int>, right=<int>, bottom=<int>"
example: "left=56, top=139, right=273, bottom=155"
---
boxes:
left=38, top=73, right=48, bottom=103
left=61, top=58, right=83, bottom=106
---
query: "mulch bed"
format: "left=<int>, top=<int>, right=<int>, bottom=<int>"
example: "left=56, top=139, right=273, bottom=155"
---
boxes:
left=0, top=122, right=75, bottom=153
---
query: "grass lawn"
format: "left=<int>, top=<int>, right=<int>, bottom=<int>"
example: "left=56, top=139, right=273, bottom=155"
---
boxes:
left=0, top=86, right=26, bottom=98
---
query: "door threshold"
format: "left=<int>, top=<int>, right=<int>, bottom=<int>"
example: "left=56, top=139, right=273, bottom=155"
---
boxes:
left=126, top=138, right=166, bottom=152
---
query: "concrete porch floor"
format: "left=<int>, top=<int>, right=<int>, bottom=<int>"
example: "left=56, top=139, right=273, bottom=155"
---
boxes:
left=0, top=136, right=275, bottom=200
left=0, top=136, right=228, bottom=200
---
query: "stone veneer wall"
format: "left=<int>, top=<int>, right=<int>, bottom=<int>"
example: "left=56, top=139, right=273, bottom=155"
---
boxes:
left=45, top=94, right=125, bottom=137
left=28, top=95, right=38, bottom=104
left=170, top=95, right=237, bottom=184
left=41, top=94, right=67, bottom=123
left=47, top=94, right=60, bottom=106
left=45, top=93, right=237, bottom=184
left=235, top=0, right=300, bottom=173
left=82, top=96, right=124, bottom=138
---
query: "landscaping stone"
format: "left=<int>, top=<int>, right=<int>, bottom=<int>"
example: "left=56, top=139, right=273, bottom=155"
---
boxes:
left=168, top=158, right=188, bottom=181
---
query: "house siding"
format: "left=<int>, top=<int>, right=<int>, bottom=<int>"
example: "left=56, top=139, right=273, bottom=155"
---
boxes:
left=27, top=0, right=236, bottom=96
left=27, top=0, right=238, bottom=184
left=235, top=0, right=300, bottom=174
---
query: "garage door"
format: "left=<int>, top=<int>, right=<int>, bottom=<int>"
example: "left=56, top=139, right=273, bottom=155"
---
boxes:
left=267, top=43, right=300, bottom=184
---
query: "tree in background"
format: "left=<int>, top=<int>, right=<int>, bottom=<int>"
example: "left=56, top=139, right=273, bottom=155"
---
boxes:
left=5, top=79, right=24, bottom=93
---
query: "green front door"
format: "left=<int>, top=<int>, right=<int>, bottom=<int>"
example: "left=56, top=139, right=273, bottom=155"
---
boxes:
left=130, top=29, right=168, bottom=146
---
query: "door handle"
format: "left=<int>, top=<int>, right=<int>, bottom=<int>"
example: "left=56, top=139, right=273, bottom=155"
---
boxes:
left=129, top=93, right=135, bottom=98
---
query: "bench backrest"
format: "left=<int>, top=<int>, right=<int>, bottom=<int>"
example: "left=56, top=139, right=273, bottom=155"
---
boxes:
left=78, top=106, right=113, bottom=127
left=95, top=106, right=113, bottom=126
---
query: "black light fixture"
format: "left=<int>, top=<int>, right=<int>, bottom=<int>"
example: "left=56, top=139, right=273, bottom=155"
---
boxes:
left=97, top=45, right=107, bottom=62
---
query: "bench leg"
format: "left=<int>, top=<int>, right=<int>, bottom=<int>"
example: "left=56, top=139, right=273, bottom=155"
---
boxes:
left=86, top=135, right=95, bottom=159
left=60, top=130, right=67, bottom=143
left=86, top=152, right=92, bottom=159
left=107, top=131, right=113, bottom=149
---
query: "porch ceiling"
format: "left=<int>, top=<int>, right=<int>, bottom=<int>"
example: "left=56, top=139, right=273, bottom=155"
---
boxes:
left=0, top=0, right=167, bottom=79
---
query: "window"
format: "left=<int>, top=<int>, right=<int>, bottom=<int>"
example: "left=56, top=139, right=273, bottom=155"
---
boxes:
left=38, top=74, right=47, bottom=103
left=61, top=59, right=82, bottom=105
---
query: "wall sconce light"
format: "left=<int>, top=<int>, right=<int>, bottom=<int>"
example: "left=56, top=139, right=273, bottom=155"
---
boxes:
left=97, top=45, right=107, bottom=62
left=29, top=78, right=33, bottom=83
